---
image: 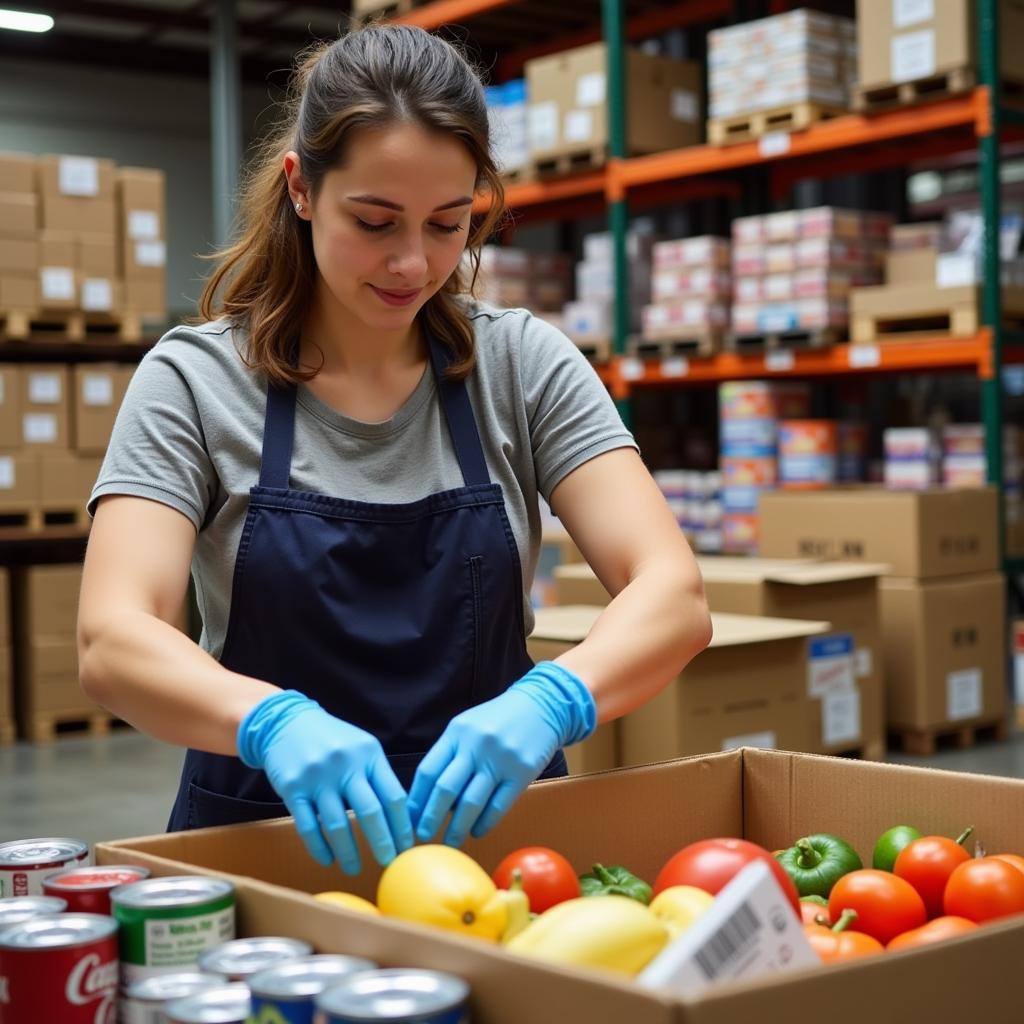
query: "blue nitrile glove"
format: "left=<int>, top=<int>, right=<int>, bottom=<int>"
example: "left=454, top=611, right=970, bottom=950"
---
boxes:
left=237, top=690, right=414, bottom=875
left=407, top=662, right=596, bottom=848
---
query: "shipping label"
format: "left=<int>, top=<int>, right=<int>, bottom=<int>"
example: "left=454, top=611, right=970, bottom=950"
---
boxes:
left=808, top=633, right=855, bottom=697
left=947, top=668, right=983, bottom=721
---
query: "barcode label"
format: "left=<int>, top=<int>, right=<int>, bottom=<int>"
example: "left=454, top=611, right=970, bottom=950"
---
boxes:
left=692, top=901, right=762, bottom=980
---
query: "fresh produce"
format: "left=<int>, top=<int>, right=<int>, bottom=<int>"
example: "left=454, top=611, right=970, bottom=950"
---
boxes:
left=648, top=885, right=714, bottom=936
left=800, top=895, right=829, bottom=926
left=887, top=916, right=977, bottom=951
left=872, top=825, right=922, bottom=872
left=499, top=870, right=531, bottom=943
left=803, top=909, right=884, bottom=963
left=579, top=864, right=652, bottom=905
left=893, top=827, right=973, bottom=918
left=377, top=845, right=511, bottom=942
left=506, top=895, right=670, bottom=975
left=828, top=869, right=926, bottom=946
left=776, top=834, right=862, bottom=899
left=492, top=847, right=580, bottom=914
left=653, top=838, right=800, bottom=916
left=314, top=891, right=380, bottom=914
left=992, top=853, right=1024, bottom=877
left=943, top=857, right=1024, bottom=923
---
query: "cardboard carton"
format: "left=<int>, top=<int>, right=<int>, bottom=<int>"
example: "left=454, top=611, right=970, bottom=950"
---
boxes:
left=0, top=567, right=8, bottom=645
left=0, top=154, right=36, bottom=194
left=0, top=193, right=38, bottom=239
left=38, top=155, right=116, bottom=201
left=0, top=366, right=19, bottom=449
left=78, top=234, right=118, bottom=278
left=20, top=364, right=69, bottom=451
left=37, top=452, right=101, bottom=511
left=117, top=167, right=166, bottom=246
left=123, top=276, right=166, bottom=315
left=73, top=364, right=126, bottom=454
left=879, top=572, right=1007, bottom=732
left=0, top=274, right=38, bottom=312
left=40, top=196, right=117, bottom=237
left=97, top=747, right=1024, bottom=1024
left=0, top=238, right=39, bottom=275
left=16, top=637, right=90, bottom=717
left=885, top=248, right=938, bottom=285
left=0, top=643, right=11, bottom=727
left=758, top=487, right=998, bottom=578
left=0, top=453, right=38, bottom=514
left=15, top=564, right=81, bottom=640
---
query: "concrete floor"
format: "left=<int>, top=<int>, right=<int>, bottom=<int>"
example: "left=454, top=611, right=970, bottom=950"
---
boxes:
left=2, top=725, right=1024, bottom=850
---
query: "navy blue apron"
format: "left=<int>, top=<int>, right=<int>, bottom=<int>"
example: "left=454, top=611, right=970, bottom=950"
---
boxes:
left=167, top=328, right=566, bottom=831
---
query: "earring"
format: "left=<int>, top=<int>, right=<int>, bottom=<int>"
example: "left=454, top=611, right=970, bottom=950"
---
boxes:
left=295, top=202, right=304, bottom=213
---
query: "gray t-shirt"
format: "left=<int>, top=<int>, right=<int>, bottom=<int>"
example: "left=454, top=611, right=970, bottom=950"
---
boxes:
left=91, top=303, right=636, bottom=658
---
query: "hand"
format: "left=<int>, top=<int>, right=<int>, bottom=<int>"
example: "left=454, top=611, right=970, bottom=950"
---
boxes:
left=237, top=690, right=414, bottom=874
left=408, top=662, right=596, bottom=848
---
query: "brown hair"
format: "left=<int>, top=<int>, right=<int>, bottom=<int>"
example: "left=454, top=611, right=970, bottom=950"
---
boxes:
left=199, top=24, right=506, bottom=385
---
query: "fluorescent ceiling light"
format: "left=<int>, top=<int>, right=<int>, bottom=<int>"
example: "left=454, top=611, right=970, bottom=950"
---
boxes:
left=0, top=9, right=54, bottom=32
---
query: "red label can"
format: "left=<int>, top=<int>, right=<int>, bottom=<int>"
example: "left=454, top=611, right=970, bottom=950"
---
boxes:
left=44, top=864, right=151, bottom=916
left=0, top=912, right=119, bottom=1024
left=0, top=837, right=90, bottom=897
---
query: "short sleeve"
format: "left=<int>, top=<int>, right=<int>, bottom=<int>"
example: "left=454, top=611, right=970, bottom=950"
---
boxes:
left=89, top=334, right=219, bottom=530
left=518, top=313, right=638, bottom=500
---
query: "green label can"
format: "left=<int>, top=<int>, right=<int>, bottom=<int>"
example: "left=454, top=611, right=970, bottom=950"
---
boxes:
left=111, top=875, right=236, bottom=988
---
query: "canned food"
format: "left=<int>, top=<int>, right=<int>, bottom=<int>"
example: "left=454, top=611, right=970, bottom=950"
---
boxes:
left=0, top=912, right=119, bottom=1023
left=44, top=863, right=151, bottom=915
left=162, top=982, right=251, bottom=1023
left=197, top=935, right=313, bottom=980
left=316, top=968, right=470, bottom=1023
left=121, top=970, right=227, bottom=1024
left=111, top=876, right=235, bottom=989
left=248, top=954, right=378, bottom=1023
left=0, top=894, right=67, bottom=929
left=0, top=837, right=90, bottom=897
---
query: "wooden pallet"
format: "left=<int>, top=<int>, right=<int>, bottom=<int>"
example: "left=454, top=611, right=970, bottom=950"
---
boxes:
left=530, top=147, right=607, bottom=178
left=1, top=308, right=143, bottom=344
left=708, top=102, right=848, bottom=146
left=569, top=336, right=612, bottom=363
left=725, top=327, right=842, bottom=353
left=889, top=717, right=1009, bottom=758
left=0, top=721, right=15, bottom=747
left=0, top=505, right=90, bottom=533
left=500, top=164, right=535, bottom=184
left=630, top=332, right=722, bottom=359
left=24, top=710, right=129, bottom=744
left=854, top=67, right=1024, bottom=113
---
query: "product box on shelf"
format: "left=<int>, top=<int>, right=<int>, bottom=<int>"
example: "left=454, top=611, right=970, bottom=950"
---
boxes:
left=72, top=363, right=130, bottom=454
left=0, top=275, right=38, bottom=313
left=0, top=193, right=38, bottom=239
left=0, top=152, right=36, bottom=194
left=37, top=451, right=101, bottom=511
left=20, top=364, right=70, bottom=451
left=0, top=238, right=39, bottom=276
left=0, top=453, right=38, bottom=516
left=0, top=365, right=20, bottom=446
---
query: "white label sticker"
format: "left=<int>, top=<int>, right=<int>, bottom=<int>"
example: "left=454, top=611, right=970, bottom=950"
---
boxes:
left=23, top=413, right=58, bottom=444
left=82, top=375, right=114, bottom=406
left=58, top=156, right=99, bottom=197
left=855, top=647, right=873, bottom=679
left=660, top=356, right=689, bottom=378
left=892, top=30, right=936, bottom=82
left=823, top=688, right=861, bottom=746
left=936, top=252, right=977, bottom=288
left=40, top=267, right=75, bottom=302
left=0, top=457, right=13, bottom=490
left=947, top=668, right=983, bottom=720
left=759, top=132, right=791, bottom=157
left=849, top=345, right=881, bottom=368
left=671, top=88, right=699, bottom=123
left=128, top=209, right=160, bottom=241
left=721, top=730, right=776, bottom=751
left=564, top=109, right=594, bottom=144
left=28, top=373, right=61, bottom=405
left=620, top=357, right=644, bottom=381
left=894, top=0, right=934, bottom=28
left=527, top=102, right=559, bottom=150
left=134, top=241, right=166, bottom=268
left=766, top=350, right=795, bottom=372
left=81, top=278, right=113, bottom=312
left=576, top=71, right=606, bottom=107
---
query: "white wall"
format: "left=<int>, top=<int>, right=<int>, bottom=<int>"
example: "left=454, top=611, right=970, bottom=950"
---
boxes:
left=0, top=57, right=283, bottom=320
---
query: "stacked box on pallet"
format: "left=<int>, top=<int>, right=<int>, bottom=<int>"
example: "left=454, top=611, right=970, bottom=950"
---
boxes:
left=472, top=246, right=571, bottom=316
left=0, top=154, right=40, bottom=319
left=731, top=207, right=889, bottom=340
left=641, top=237, right=731, bottom=345
left=0, top=569, right=11, bottom=744
left=707, top=9, right=856, bottom=126
left=485, top=79, right=529, bottom=180
left=118, top=167, right=168, bottom=324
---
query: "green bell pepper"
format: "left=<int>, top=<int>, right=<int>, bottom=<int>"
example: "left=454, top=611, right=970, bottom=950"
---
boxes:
left=579, top=863, right=652, bottom=905
left=776, top=833, right=862, bottom=899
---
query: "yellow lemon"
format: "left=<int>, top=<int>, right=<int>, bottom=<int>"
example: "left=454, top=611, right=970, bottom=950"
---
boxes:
left=314, top=891, right=380, bottom=914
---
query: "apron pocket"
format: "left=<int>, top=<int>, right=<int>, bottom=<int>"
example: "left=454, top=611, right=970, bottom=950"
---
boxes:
left=468, top=554, right=483, bottom=701
left=187, top=781, right=288, bottom=830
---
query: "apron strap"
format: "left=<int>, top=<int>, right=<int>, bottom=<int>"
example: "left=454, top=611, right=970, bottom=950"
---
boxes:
left=259, top=382, right=297, bottom=489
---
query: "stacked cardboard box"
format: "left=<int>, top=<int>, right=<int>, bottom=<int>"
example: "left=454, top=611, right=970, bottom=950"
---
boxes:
left=472, top=247, right=571, bottom=316
left=641, top=237, right=731, bottom=343
left=485, top=80, right=529, bottom=179
left=732, top=207, right=889, bottom=338
left=118, top=167, right=167, bottom=319
left=0, top=569, right=12, bottom=744
left=759, top=487, right=1007, bottom=744
left=0, top=153, right=40, bottom=317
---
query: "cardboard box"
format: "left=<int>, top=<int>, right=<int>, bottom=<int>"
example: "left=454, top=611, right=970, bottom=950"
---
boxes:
left=0, top=193, right=38, bottom=238
left=40, top=196, right=117, bottom=237
left=117, top=167, right=166, bottom=250
left=15, top=637, right=94, bottom=725
left=0, top=567, right=8, bottom=645
left=38, top=155, right=116, bottom=201
left=20, top=364, right=69, bottom=451
left=0, top=238, right=39, bottom=275
left=0, top=643, right=11, bottom=726
left=0, top=154, right=36, bottom=194
left=97, top=747, right=1024, bottom=1024
left=0, top=274, right=38, bottom=312
left=38, top=452, right=101, bottom=510
left=0, top=452, right=38, bottom=513
left=758, top=487, right=998, bottom=578
left=16, top=565, right=81, bottom=640
left=73, top=363, right=126, bottom=454
left=123, top=275, right=166, bottom=315
left=885, top=248, right=938, bottom=285
left=78, top=234, right=118, bottom=278
left=0, top=365, right=19, bottom=449
left=880, top=572, right=1007, bottom=732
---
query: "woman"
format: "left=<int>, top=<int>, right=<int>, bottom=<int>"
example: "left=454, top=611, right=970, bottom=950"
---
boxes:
left=77, top=25, right=711, bottom=876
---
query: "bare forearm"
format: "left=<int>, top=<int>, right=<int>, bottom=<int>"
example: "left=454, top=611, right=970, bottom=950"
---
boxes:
left=78, top=610, right=279, bottom=754
left=553, top=563, right=712, bottom=722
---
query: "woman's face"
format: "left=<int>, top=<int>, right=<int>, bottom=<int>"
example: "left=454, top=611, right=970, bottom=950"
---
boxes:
left=292, top=122, right=478, bottom=333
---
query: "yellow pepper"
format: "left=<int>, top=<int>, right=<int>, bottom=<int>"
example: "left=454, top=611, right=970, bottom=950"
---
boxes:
left=648, top=885, right=714, bottom=937
left=314, top=891, right=381, bottom=915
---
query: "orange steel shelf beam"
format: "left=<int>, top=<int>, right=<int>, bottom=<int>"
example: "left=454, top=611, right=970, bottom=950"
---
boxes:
left=474, top=168, right=606, bottom=214
left=393, top=0, right=520, bottom=29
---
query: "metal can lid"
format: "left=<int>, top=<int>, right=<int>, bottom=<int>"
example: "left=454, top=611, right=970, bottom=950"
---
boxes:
left=315, top=969, right=470, bottom=1020
left=124, top=971, right=228, bottom=1004
left=162, top=982, right=252, bottom=1023
left=248, top=955, right=378, bottom=1000
left=111, top=875, right=234, bottom=909
left=0, top=912, right=118, bottom=950
left=0, top=896, right=68, bottom=928
left=44, top=864, right=150, bottom=892
left=197, top=936, right=314, bottom=978
left=0, top=838, right=89, bottom=869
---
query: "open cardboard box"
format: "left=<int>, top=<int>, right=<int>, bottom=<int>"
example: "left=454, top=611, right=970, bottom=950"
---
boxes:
left=97, top=748, right=1024, bottom=1023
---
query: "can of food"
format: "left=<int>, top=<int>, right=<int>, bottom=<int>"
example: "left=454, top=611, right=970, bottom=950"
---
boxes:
left=121, top=970, right=228, bottom=1024
left=196, top=935, right=313, bottom=980
left=0, top=837, right=90, bottom=897
left=316, top=968, right=470, bottom=1023
left=0, top=912, right=119, bottom=1023
left=110, top=876, right=235, bottom=989
left=162, top=982, right=251, bottom=1023
left=44, top=863, right=151, bottom=915
left=0, top=894, right=67, bottom=929
left=248, top=954, right=378, bottom=1023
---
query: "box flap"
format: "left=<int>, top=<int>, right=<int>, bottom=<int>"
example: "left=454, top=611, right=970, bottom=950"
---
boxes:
left=531, top=604, right=603, bottom=641
left=698, top=557, right=890, bottom=585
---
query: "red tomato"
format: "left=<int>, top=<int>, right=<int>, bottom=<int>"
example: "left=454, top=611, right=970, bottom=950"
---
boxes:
left=803, top=916, right=884, bottom=963
left=887, top=915, right=977, bottom=951
left=944, top=857, right=1024, bottom=923
left=992, top=853, right=1024, bottom=877
left=492, top=847, right=579, bottom=914
left=828, top=869, right=926, bottom=946
left=653, top=838, right=800, bottom=916
left=893, top=835, right=971, bottom=918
